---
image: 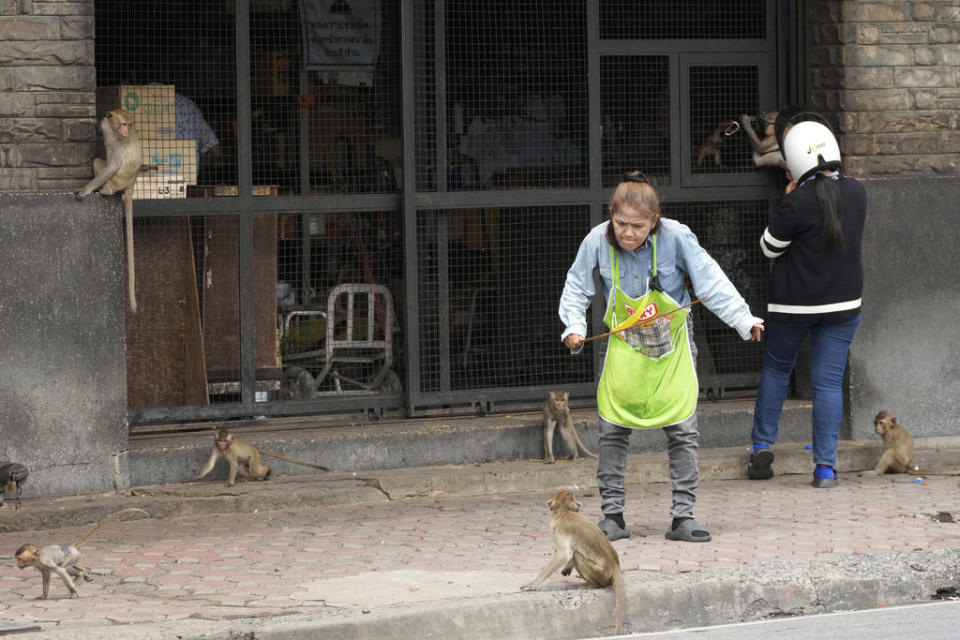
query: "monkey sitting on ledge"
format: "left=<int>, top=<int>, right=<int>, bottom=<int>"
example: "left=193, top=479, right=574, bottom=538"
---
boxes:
left=540, top=389, right=597, bottom=464
left=76, top=108, right=156, bottom=314
left=872, top=411, right=960, bottom=477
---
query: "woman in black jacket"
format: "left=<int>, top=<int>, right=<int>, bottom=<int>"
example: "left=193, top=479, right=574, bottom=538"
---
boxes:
left=747, top=111, right=866, bottom=488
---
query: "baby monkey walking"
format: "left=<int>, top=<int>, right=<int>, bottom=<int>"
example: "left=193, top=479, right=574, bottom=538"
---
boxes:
left=522, top=490, right=625, bottom=635
left=15, top=508, right=149, bottom=599
left=541, top=390, right=597, bottom=464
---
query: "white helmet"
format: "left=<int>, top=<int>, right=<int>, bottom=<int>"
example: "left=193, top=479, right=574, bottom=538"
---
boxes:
left=782, top=120, right=841, bottom=183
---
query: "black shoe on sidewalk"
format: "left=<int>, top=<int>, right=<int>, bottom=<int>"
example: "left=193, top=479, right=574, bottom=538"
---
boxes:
left=747, top=449, right=774, bottom=480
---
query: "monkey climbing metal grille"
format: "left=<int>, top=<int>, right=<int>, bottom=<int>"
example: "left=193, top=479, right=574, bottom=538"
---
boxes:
left=92, top=1, right=237, bottom=192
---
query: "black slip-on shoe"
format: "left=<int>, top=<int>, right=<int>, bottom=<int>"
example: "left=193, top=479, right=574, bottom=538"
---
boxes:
left=747, top=448, right=774, bottom=480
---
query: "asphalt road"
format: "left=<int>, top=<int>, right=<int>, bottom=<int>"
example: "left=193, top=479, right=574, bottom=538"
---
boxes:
left=617, top=600, right=960, bottom=640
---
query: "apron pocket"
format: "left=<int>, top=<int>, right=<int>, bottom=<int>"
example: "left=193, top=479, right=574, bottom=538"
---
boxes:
left=622, top=317, right=674, bottom=359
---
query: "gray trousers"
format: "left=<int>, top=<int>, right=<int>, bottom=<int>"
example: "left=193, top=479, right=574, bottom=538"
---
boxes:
left=597, top=323, right=700, bottom=521
left=597, top=412, right=700, bottom=520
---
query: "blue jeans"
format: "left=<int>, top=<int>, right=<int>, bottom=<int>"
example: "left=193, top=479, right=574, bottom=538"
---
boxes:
left=751, top=315, right=861, bottom=467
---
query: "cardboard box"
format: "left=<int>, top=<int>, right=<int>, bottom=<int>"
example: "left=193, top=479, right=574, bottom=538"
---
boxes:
left=141, top=139, right=197, bottom=184
left=133, top=175, right=187, bottom=200
left=97, top=85, right=176, bottom=139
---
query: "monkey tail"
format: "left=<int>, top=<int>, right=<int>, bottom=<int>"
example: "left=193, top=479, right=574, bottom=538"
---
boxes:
left=612, top=568, right=625, bottom=635
left=258, top=450, right=330, bottom=471
left=913, top=468, right=960, bottom=477
left=574, top=431, right=597, bottom=459
left=123, top=192, right=137, bottom=313
left=73, top=508, right=149, bottom=549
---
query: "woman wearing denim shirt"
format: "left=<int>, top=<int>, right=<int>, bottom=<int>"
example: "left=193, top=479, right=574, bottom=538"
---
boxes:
left=560, top=172, right=764, bottom=543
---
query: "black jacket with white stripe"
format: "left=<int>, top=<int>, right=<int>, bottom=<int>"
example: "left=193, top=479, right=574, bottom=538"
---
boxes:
left=760, top=173, right=866, bottom=322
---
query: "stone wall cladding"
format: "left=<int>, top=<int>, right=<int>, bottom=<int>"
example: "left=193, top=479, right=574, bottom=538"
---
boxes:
left=0, top=0, right=95, bottom=192
left=808, top=1, right=960, bottom=176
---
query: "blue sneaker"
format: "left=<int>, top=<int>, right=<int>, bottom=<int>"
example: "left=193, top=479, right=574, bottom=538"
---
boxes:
left=812, top=464, right=837, bottom=488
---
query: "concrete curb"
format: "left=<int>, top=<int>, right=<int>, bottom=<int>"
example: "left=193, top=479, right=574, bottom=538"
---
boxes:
left=126, top=400, right=816, bottom=488
left=3, top=437, right=959, bottom=533
left=16, top=549, right=960, bottom=640
left=252, top=549, right=960, bottom=639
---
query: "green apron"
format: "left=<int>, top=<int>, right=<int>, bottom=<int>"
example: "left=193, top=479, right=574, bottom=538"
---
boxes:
left=597, top=237, right=698, bottom=429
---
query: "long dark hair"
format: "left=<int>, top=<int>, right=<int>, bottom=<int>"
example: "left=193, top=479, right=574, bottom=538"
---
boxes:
left=814, top=173, right=845, bottom=251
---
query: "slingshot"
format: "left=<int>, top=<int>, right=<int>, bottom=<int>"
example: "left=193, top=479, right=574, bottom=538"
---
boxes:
left=582, top=296, right=708, bottom=343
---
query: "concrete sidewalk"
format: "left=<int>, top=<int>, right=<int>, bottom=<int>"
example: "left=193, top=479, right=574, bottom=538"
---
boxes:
left=0, top=439, right=958, bottom=639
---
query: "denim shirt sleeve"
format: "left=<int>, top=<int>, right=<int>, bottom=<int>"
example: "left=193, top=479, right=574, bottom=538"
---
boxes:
left=668, top=219, right=762, bottom=340
left=558, top=224, right=609, bottom=344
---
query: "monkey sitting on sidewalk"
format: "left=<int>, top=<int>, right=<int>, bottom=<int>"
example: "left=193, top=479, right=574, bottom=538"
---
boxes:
left=521, top=490, right=625, bottom=635
left=873, top=411, right=960, bottom=477
left=872, top=411, right=914, bottom=475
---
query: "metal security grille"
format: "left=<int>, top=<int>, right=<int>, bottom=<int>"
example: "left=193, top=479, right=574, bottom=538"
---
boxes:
left=601, top=56, right=671, bottom=187
left=413, top=0, right=438, bottom=192
left=247, top=3, right=405, bottom=404
left=93, top=2, right=236, bottom=192
left=272, top=208, right=403, bottom=400
left=415, top=206, right=594, bottom=396
left=599, top=1, right=767, bottom=39
left=123, top=216, right=241, bottom=408
left=95, top=3, right=239, bottom=411
left=87, top=0, right=790, bottom=424
left=424, top=0, right=589, bottom=191
left=690, top=65, right=762, bottom=176
left=661, top=200, right=770, bottom=397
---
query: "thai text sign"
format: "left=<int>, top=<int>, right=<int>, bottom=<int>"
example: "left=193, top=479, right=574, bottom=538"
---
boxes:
left=299, top=0, right=380, bottom=70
